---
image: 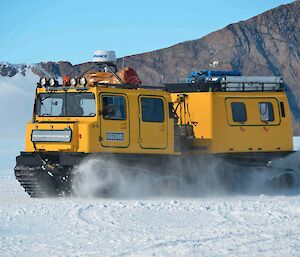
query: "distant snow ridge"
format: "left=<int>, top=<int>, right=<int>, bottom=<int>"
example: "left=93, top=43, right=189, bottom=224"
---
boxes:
left=0, top=61, right=62, bottom=138
left=0, top=66, right=39, bottom=138
left=0, top=62, right=55, bottom=79
left=32, top=63, right=58, bottom=79
left=0, top=62, right=35, bottom=77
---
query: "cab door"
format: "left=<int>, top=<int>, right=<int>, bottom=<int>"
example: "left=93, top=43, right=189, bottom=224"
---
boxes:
left=139, top=96, right=168, bottom=149
left=100, top=93, right=129, bottom=148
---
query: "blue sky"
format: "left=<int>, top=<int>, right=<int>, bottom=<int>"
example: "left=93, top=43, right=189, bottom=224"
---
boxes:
left=0, top=0, right=293, bottom=64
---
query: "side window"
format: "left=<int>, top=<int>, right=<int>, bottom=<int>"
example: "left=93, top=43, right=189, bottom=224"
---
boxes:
left=231, top=102, right=247, bottom=122
left=102, top=95, right=126, bottom=120
left=141, top=97, right=164, bottom=122
left=259, top=102, right=274, bottom=122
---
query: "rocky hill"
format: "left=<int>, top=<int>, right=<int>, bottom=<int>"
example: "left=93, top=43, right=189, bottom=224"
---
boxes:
left=1, top=1, right=300, bottom=132
left=117, top=1, right=300, bottom=133
left=120, top=2, right=300, bottom=85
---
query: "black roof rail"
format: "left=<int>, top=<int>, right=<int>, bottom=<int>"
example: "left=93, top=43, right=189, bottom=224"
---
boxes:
left=163, top=82, right=221, bottom=93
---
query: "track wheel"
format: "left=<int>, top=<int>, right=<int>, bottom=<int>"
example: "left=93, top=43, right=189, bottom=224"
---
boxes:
left=266, top=170, right=299, bottom=189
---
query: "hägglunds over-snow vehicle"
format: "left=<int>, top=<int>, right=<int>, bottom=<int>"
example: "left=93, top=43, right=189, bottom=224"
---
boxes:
left=15, top=50, right=299, bottom=197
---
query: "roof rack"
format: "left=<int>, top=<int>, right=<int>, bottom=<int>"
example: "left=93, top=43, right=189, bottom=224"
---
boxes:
left=38, top=83, right=166, bottom=91
left=220, top=76, right=284, bottom=92
left=164, top=76, right=284, bottom=93
left=38, top=76, right=285, bottom=93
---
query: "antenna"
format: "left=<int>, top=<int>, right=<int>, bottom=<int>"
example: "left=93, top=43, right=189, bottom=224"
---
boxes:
left=92, top=50, right=125, bottom=85
left=93, top=50, right=117, bottom=64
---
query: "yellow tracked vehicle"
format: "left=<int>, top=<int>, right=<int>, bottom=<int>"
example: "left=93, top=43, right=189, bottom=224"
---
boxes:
left=15, top=51, right=298, bottom=197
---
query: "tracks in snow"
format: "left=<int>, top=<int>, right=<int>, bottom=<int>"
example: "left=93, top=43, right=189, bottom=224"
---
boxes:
left=2, top=175, right=300, bottom=257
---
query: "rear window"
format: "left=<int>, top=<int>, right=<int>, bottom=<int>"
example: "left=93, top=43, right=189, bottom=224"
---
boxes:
left=141, top=97, right=164, bottom=122
left=231, top=102, right=247, bottom=122
left=259, top=102, right=274, bottom=122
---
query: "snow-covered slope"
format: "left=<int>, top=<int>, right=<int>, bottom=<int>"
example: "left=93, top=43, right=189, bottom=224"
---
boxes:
left=0, top=66, right=39, bottom=139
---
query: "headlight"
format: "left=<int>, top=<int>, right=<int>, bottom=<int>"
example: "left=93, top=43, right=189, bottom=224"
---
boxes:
left=70, top=78, right=77, bottom=86
left=79, top=77, right=87, bottom=85
left=40, top=77, right=47, bottom=86
left=31, top=130, right=72, bottom=142
left=49, top=78, right=58, bottom=87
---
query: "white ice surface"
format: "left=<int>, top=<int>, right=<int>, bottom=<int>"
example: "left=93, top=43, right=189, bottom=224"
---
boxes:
left=0, top=137, right=299, bottom=257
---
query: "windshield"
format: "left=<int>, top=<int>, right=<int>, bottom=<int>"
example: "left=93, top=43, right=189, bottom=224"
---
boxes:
left=36, top=92, right=96, bottom=117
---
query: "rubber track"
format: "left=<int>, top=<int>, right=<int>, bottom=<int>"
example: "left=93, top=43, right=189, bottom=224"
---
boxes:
left=221, top=159, right=299, bottom=190
left=14, top=166, right=50, bottom=197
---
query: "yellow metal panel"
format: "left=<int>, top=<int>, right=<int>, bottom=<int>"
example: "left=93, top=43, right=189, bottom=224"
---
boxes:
left=186, top=93, right=213, bottom=139
left=211, top=92, right=293, bottom=153
left=171, top=92, right=213, bottom=139
left=172, top=91, right=293, bottom=154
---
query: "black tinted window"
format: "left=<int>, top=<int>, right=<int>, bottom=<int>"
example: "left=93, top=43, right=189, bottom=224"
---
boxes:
left=231, top=102, right=247, bottom=122
left=102, top=95, right=126, bottom=120
left=259, top=102, right=274, bottom=122
left=141, top=97, right=164, bottom=122
left=280, top=102, right=285, bottom=117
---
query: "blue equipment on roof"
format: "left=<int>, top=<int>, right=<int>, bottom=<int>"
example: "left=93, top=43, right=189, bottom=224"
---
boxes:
left=186, top=70, right=242, bottom=83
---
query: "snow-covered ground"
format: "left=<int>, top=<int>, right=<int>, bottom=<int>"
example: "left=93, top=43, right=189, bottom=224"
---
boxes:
left=2, top=176, right=300, bottom=256
left=0, top=138, right=299, bottom=257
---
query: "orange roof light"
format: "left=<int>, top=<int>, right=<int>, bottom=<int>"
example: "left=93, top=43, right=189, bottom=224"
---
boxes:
left=63, top=76, right=71, bottom=86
